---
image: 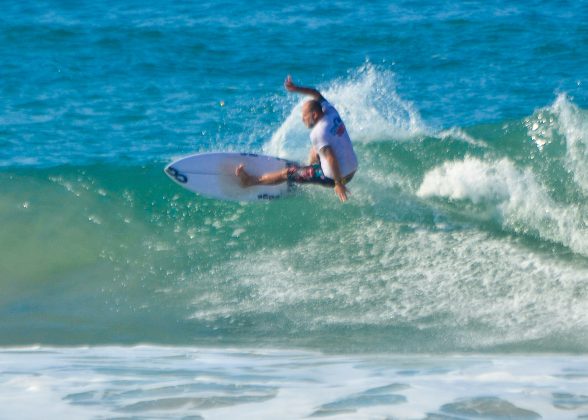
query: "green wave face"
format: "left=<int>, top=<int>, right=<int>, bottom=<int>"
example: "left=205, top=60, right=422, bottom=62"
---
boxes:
left=2, top=96, right=588, bottom=352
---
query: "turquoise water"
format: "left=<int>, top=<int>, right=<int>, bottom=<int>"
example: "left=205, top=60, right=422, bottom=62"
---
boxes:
left=2, top=1, right=588, bottom=417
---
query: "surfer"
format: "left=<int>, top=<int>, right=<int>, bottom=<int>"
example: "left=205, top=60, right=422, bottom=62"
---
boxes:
left=236, top=76, right=358, bottom=202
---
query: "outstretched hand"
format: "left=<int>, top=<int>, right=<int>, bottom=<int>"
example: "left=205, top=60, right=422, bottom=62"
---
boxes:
left=284, top=75, right=296, bottom=92
left=334, top=183, right=349, bottom=202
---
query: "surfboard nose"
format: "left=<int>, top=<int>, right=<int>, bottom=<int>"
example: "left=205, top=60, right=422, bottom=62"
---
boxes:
left=164, top=165, right=187, bottom=183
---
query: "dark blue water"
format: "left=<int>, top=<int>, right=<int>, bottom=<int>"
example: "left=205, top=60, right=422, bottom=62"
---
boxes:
left=2, top=1, right=587, bottom=167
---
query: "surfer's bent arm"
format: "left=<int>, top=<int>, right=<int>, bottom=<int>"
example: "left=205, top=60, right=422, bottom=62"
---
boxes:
left=321, top=146, right=348, bottom=202
left=308, top=147, right=320, bottom=165
left=284, top=75, right=325, bottom=102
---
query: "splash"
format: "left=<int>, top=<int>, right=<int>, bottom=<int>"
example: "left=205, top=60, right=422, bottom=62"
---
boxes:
left=437, top=127, right=488, bottom=148
left=263, top=64, right=427, bottom=161
left=525, top=93, right=588, bottom=194
left=417, top=156, right=588, bottom=255
left=554, top=94, right=588, bottom=194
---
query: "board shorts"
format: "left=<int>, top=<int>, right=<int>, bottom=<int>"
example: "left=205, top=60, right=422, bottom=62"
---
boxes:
left=286, top=163, right=354, bottom=187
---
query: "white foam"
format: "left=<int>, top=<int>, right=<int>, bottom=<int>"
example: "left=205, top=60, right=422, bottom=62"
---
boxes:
left=417, top=156, right=588, bottom=256
left=417, top=157, right=516, bottom=204
left=437, top=126, right=488, bottom=147
left=525, top=94, right=588, bottom=194
left=1, top=347, right=587, bottom=420
left=553, top=94, right=588, bottom=193
left=184, top=212, right=588, bottom=352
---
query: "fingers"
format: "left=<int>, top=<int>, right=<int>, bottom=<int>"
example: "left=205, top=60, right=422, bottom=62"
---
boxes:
left=284, top=75, right=295, bottom=91
left=334, top=184, right=348, bottom=202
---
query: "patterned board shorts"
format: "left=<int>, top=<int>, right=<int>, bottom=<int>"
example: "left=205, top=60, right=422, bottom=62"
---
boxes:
left=287, top=163, right=334, bottom=186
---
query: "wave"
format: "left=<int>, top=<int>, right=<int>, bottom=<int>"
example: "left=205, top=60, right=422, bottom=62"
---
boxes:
left=418, top=156, right=588, bottom=254
left=3, top=73, right=588, bottom=352
left=526, top=93, right=588, bottom=193
left=418, top=94, right=588, bottom=255
left=2, top=128, right=588, bottom=352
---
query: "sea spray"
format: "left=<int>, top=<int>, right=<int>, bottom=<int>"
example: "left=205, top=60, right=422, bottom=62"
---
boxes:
left=263, top=64, right=427, bottom=161
left=417, top=156, right=588, bottom=255
left=549, top=94, right=588, bottom=194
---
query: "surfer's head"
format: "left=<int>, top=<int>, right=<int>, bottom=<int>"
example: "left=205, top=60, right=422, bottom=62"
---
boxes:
left=302, top=100, right=323, bottom=128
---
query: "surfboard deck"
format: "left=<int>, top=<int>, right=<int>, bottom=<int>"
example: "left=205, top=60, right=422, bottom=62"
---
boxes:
left=165, top=152, right=297, bottom=201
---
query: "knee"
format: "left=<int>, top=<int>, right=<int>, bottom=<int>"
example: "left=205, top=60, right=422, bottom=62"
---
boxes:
left=280, top=168, right=290, bottom=181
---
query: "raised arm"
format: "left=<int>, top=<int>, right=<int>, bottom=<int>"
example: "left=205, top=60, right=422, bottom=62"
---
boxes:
left=284, top=75, right=325, bottom=102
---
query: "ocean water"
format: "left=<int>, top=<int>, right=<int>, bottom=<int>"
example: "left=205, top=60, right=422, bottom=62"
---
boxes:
left=2, top=1, right=588, bottom=418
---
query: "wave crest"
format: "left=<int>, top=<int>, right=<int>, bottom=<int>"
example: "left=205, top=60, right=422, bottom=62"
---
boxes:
left=417, top=156, right=588, bottom=255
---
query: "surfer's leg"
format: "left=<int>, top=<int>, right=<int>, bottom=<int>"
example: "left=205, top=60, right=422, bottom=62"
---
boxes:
left=287, top=163, right=336, bottom=187
left=236, top=164, right=288, bottom=187
left=235, top=164, right=258, bottom=186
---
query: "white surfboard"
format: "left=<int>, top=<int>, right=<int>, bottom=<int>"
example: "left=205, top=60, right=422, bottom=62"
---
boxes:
left=165, top=152, right=297, bottom=201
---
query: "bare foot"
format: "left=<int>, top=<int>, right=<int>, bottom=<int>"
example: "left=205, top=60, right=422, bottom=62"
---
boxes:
left=235, top=164, right=257, bottom=187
